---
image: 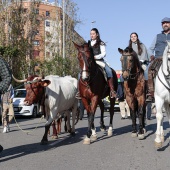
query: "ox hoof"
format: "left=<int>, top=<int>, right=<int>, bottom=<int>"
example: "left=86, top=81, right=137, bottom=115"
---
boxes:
left=155, top=141, right=162, bottom=148
left=131, top=133, right=137, bottom=138
left=40, top=140, right=48, bottom=145
left=91, top=134, right=97, bottom=141
left=83, top=137, right=91, bottom=145
left=108, top=130, right=113, bottom=137
left=138, top=134, right=145, bottom=140
left=161, top=136, right=164, bottom=143
left=51, top=135, right=58, bottom=139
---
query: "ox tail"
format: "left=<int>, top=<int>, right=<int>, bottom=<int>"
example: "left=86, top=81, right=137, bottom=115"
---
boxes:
left=75, top=107, right=80, bottom=125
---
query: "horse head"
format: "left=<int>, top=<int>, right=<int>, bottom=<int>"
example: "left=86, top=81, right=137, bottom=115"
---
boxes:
left=118, top=47, right=141, bottom=80
left=162, top=41, right=170, bottom=75
left=73, top=42, right=95, bottom=82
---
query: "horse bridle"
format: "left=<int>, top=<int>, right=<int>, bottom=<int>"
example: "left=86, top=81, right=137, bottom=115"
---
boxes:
left=121, top=54, right=140, bottom=80
left=78, top=48, right=99, bottom=84
left=79, top=49, right=93, bottom=80
left=159, top=50, right=170, bottom=90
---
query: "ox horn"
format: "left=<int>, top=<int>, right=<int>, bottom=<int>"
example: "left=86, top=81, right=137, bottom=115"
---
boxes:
left=12, top=74, right=27, bottom=83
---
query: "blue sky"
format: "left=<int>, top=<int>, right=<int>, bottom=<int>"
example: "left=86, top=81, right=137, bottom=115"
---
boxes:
left=53, top=0, right=170, bottom=70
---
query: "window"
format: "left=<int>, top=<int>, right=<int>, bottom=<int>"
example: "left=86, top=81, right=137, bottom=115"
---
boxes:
left=35, top=9, right=39, bottom=14
left=46, top=11, right=50, bottom=17
left=46, top=21, right=50, bottom=27
left=33, top=40, right=39, bottom=46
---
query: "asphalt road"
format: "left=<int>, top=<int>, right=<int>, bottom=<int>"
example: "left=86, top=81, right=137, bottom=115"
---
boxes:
left=0, top=109, right=170, bottom=170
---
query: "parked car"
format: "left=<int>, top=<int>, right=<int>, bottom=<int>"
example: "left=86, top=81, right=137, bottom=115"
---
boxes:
left=103, top=96, right=120, bottom=112
left=13, top=89, right=40, bottom=117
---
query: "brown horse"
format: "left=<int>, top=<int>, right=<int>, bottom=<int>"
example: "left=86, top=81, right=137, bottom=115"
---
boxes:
left=118, top=47, right=146, bottom=139
left=74, top=42, right=118, bottom=144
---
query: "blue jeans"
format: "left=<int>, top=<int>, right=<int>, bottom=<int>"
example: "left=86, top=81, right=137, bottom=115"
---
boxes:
left=104, top=63, right=112, bottom=78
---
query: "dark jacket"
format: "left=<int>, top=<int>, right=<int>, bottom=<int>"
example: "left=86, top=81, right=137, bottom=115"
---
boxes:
left=0, top=57, right=12, bottom=94
left=116, top=82, right=124, bottom=101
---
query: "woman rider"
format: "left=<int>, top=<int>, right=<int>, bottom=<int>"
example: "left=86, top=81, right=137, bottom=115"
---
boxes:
left=88, top=28, right=116, bottom=98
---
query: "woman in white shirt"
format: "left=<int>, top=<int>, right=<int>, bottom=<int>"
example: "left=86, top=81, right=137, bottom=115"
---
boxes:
left=88, top=28, right=116, bottom=98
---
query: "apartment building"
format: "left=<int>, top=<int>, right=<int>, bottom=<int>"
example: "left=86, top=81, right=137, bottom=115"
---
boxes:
left=2, top=0, right=85, bottom=61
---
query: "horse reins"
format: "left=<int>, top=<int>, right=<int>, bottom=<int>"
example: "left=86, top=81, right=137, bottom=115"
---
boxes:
left=79, top=49, right=99, bottom=86
left=122, top=54, right=140, bottom=80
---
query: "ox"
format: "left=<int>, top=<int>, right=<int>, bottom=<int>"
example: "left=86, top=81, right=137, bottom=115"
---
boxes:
left=13, top=75, right=78, bottom=144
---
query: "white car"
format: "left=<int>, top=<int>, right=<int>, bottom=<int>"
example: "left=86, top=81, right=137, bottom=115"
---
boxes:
left=103, top=97, right=120, bottom=112
left=13, top=89, right=40, bottom=117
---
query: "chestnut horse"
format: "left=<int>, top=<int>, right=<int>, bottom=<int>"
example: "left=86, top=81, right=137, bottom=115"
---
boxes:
left=118, top=47, right=146, bottom=139
left=74, top=42, right=118, bottom=144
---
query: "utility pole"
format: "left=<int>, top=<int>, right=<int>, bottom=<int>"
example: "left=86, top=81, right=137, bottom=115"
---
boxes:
left=62, top=0, right=65, bottom=75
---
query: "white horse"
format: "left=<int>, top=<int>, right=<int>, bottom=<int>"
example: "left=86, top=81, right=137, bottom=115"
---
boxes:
left=154, top=41, right=170, bottom=148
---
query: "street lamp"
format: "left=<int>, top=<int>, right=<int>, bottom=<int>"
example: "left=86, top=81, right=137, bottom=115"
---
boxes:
left=91, top=21, right=96, bottom=29
left=62, top=0, right=65, bottom=76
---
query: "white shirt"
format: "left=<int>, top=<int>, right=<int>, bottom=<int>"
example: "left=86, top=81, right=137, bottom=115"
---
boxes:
left=91, top=40, right=106, bottom=60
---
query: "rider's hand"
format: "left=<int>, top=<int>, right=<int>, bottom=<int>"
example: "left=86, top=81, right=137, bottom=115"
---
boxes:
left=150, top=55, right=155, bottom=61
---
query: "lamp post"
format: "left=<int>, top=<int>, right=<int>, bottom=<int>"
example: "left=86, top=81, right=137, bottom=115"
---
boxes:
left=62, top=0, right=65, bottom=76
left=91, top=21, right=96, bottom=29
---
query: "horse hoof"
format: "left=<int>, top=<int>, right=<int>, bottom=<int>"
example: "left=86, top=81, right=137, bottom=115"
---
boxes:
left=83, top=137, right=91, bottom=145
left=108, top=130, right=112, bottom=136
left=40, top=140, right=48, bottom=145
left=138, top=134, right=145, bottom=140
left=161, top=136, right=164, bottom=143
left=131, top=133, right=137, bottom=138
left=155, top=141, right=162, bottom=148
left=91, top=134, right=97, bottom=141
left=100, top=128, right=106, bottom=132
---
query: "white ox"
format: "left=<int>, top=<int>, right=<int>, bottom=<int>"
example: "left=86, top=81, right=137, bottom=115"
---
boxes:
left=13, top=75, right=78, bottom=145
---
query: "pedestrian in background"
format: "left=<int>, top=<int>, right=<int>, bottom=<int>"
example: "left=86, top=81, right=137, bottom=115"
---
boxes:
left=1, top=84, right=14, bottom=133
left=116, top=76, right=130, bottom=119
left=0, top=56, right=12, bottom=153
